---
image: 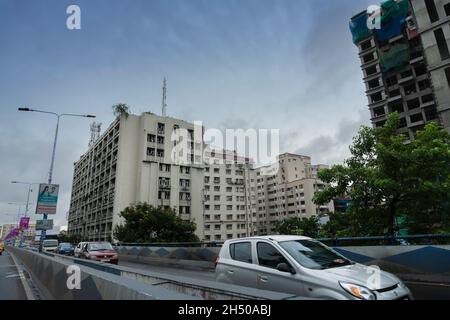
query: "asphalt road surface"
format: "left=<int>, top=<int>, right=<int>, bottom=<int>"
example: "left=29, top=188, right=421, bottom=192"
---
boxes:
left=0, top=250, right=27, bottom=300
left=119, top=260, right=450, bottom=300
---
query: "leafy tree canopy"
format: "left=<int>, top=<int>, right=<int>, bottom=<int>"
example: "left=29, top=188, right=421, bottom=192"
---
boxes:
left=113, top=203, right=200, bottom=243
left=314, top=113, right=450, bottom=236
left=274, top=216, right=321, bottom=238
left=112, top=103, right=130, bottom=118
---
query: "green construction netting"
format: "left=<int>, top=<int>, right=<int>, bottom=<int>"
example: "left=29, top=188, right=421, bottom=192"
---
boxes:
left=350, top=0, right=410, bottom=45
left=379, top=43, right=410, bottom=73
left=350, top=13, right=372, bottom=44
left=380, top=0, right=410, bottom=24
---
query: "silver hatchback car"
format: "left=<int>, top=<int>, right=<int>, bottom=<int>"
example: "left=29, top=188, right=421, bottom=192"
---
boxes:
left=215, top=236, right=412, bottom=300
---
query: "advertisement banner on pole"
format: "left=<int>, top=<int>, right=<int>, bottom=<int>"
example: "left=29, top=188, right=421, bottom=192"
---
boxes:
left=19, top=217, right=30, bottom=230
left=36, top=219, right=53, bottom=231
left=5, top=228, right=19, bottom=240
left=35, top=184, right=59, bottom=215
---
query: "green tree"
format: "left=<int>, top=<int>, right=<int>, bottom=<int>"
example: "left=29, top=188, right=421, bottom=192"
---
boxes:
left=112, top=103, right=130, bottom=118
left=314, top=113, right=450, bottom=236
left=58, top=231, right=82, bottom=245
left=113, top=203, right=200, bottom=243
left=274, top=216, right=321, bottom=238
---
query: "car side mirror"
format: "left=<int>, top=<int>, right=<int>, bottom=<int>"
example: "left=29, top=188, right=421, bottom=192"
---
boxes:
left=277, top=263, right=296, bottom=274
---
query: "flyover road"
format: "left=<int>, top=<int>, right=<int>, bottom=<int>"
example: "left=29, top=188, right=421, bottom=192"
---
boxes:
left=0, top=250, right=27, bottom=300
left=119, top=260, right=450, bottom=300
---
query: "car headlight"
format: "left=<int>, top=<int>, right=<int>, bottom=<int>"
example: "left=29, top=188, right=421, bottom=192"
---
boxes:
left=339, top=281, right=376, bottom=300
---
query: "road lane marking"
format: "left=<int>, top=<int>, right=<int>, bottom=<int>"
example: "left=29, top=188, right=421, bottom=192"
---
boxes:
left=7, top=250, right=36, bottom=300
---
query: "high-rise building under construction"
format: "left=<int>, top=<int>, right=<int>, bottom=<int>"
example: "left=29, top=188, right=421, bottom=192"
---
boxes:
left=350, top=0, right=450, bottom=139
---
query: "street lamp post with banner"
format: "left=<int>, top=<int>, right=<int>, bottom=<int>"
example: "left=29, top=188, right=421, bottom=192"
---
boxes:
left=35, top=183, right=59, bottom=248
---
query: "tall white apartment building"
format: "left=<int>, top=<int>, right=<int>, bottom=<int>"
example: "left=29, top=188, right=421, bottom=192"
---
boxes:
left=255, top=153, right=334, bottom=235
left=68, top=113, right=334, bottom=242
left=68, top=112, right=205, bottom=241
left=202, top=149, right=258, bottom=242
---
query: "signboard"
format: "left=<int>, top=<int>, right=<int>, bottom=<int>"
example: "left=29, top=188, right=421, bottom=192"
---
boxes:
left=35, top=184, right=59, bottom=215
left=19, top=217, right=30, bottom=230
left=5, top=228, right=19, bottom=241
left=36, top=219, right=54, bottom=231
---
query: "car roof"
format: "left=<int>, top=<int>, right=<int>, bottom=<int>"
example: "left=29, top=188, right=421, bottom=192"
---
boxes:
left=226, top=235, right=312, bottom=243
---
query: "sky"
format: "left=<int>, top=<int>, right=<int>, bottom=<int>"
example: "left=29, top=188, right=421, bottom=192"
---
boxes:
left=0, top=0, right=374, bottom=227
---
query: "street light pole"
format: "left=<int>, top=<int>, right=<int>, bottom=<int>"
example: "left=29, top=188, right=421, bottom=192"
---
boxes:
left=18, top=108, right=95, bottom=252
left=11, top=181, right=39, bottom=247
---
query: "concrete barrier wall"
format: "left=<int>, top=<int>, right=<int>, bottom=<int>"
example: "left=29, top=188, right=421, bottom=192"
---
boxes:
left=8, top=247, right=307, bottom=300
left=116, top=245, right=450, bottom=283
left=7, top=247, right=200, bottom=300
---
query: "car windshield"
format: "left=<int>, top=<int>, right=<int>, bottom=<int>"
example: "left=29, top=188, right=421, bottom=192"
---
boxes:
left=43, top=240, right=58, bottom=247
left=60, top=243, right=72, bottom=248
left=279, top=239, right=353, bottom=270
left=88, top=242, right=113, bottom=251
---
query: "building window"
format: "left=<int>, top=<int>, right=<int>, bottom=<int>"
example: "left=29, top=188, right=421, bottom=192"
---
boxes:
left=445, top=67, right=450, bottom=88
left=373, top=106, right=385, bottom=117
left=410, top=113, right=424, bottom=123
left=407, top=98, right=420, bottom=110
left=425, top=0, right=439, bottom=23
left=418, top=79, right=431, bottom=91
left=360, top=39, right=372, bottom=51
left=445, top=3, right=450, bottom=16
left=422, top=94, right=434, bottom=104
left=368, top=78, right=380, bottom=89
left=434, top=28, right=450, bottom=60
left=147, top=134, right=156, bottom=143
left=362, top=52, right=375, bottom=64
left=386, top=75, right=397, bottom=87
left=157, top=123, right=165, bottom=134
left=370, top=91, right=383, bottom=103
left=414, top=64, right=427, bottom=77
left=424, top=106, right=439, bottom=121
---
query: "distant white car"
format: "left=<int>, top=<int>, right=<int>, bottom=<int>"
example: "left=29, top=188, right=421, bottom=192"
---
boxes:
left=74, top=242, right=88, bottom=258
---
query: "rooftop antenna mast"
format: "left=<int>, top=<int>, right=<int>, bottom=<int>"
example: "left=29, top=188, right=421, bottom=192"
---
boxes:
left=89, top=122, right=102, bottom=147
left=162, top=77, right=167, bottom=117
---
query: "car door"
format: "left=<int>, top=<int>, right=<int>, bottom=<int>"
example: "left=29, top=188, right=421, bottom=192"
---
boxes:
left=217, top=241, right=258, bottom=289
left=254, top=241, right=305, bottom=296
left=75, top=243, right=81, bottom=257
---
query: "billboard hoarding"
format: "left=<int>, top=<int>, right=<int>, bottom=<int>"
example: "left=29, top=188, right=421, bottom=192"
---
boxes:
left=35, top=184, right=59, bottom=215
left=19, top=217, right=30, bottom=230
left=36, top=219, right=54, bottom=231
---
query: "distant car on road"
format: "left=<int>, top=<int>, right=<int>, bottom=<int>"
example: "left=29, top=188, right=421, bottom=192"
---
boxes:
left=74, top=242, right=88, bottom=258
left=80, top=242, right=118, bottom=265
left=215, top=235, right=413, bottom=300
left=42, top=239, right=59, bottom=253
left=56, top=242, right=74, bottom=255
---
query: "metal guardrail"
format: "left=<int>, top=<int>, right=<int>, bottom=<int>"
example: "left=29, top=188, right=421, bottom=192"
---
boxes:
left=113, top=234, right=450, bottom=247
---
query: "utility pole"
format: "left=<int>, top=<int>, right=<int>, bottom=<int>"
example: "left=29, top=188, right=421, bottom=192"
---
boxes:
left=162, top=77, right=167, bottom=117
left=18, top=108, right=95, bottom=252
left=11, top=181, right=39, bottom=247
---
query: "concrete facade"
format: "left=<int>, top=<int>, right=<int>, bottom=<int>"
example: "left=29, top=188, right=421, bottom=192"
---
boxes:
left=351, top=0, right=450, bottom=140
left=255, top=154, right=334, bottom=235
left=410, top=0, right=450, bottom=132
left=68, top=114, right=334, bottom=242
left=202, top=149, right=257, bottom=241
left=68, top=113, right=205, bottom=241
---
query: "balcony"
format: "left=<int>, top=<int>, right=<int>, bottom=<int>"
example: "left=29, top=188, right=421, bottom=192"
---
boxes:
left=159, top=183, right=171, bottom=190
